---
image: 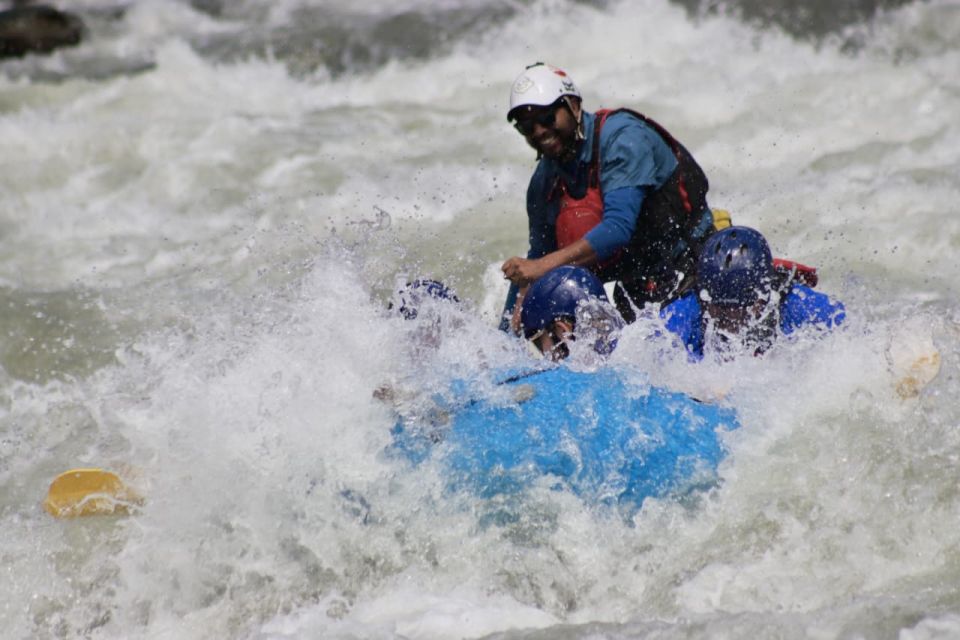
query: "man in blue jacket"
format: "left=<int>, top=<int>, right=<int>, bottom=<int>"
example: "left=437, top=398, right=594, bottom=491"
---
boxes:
left=500, top=63, right=717, bottom=331
left=661, top=226, right=845, bottom=360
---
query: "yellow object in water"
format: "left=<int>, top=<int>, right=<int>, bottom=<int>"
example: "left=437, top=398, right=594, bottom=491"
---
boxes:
left=895, top=351, right=941, bottom=399
left=43, top=468, right=142, bottom=518
left=712, top=208, right=732, bottom=231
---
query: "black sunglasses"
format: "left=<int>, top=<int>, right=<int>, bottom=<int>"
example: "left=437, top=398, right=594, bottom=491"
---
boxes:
left=512, top=101, right=565, bottom=136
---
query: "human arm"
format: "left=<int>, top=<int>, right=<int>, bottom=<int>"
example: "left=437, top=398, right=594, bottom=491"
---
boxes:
left=500, top=186, right=643, bottom=285
left=497, top=281, right=530, bottom=336
left=501, top=237, right=598, bottom=287
left=502, top=156, right=600, bottom=287
left=508, top=284, right=527, bottom=335
left=780, top=285, right=846, bottom=335
left=584, top=186, right=644, bottom=260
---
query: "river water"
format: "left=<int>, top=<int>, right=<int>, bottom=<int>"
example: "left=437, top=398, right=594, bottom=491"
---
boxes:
left=1, top=0, right=959, bottom=638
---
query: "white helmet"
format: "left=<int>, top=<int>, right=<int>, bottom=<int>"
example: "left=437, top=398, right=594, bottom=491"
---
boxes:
left=507, top=62, right=581, bottom=121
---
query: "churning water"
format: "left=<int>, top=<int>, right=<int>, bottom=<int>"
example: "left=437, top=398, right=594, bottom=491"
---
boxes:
left=1, top=0, right=959, bottom=638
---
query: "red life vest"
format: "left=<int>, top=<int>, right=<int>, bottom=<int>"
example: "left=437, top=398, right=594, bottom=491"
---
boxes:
left=553, top=135, right=616, bottom=266
left=556, top=190, right=604, bottom=250
left=554, top=110, right=606, bottom=251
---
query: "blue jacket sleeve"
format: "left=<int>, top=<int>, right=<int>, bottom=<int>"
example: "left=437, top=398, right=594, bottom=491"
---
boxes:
left=660, top=293, right=705, bottom=360
left=780, top=285, right=846, bottom=335
left=584, top=186, right=645, bottom=260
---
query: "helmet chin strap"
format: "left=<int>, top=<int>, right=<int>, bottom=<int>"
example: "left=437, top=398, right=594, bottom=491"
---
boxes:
left=554, top=98, right=583, bottom=163
left=564, top=96, right=585, bottom=143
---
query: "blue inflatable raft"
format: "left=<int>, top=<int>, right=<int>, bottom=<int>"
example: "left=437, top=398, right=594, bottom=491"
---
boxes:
left=391, top=366, right=739, bottom=511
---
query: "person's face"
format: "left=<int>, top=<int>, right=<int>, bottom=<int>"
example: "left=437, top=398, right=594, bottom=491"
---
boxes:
left=703, top=297, right=777, bottom=356
left=512, top=99, right=581, bottom=161
left=531, top=318, right=575, bottom=361
left=703, top=300, right=761, bottom=334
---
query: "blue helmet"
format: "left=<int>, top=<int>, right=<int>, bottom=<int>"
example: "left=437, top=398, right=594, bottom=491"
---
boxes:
left=391, top=279, right=460, bottom=320
left=520, top=266, right=608, bottom=339
left=697, top=226, right=774, bottom=306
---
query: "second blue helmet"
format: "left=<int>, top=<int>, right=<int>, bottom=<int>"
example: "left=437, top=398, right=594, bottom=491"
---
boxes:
left=697, top=226, right=774, bottom=306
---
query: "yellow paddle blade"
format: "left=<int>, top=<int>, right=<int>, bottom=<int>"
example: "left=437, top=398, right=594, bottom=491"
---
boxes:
left=43, top=468, right=142, bottom=518
left=888, top=323, right=942, bottom=400
left=895, top=350, right=941, bottom=399
left=711, top=208, right=733, bottom=231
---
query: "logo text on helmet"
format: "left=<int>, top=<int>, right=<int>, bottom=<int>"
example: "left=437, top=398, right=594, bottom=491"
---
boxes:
left=513, top=76, right=534, bottom=94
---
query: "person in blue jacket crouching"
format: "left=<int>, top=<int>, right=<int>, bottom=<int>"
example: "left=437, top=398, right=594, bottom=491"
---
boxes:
left=661, top=226, right=845, bottom=360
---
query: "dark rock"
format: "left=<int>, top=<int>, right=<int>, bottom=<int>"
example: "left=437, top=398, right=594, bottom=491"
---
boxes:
left=0, top=5, right=85, bottom=58
left=671, top=0, right=916, bottom=41
left=189, top=0, right=224, bottom=18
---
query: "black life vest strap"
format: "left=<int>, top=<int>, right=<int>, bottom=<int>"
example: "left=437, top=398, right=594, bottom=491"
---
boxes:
left=588, top=111, right=605, bottom=189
